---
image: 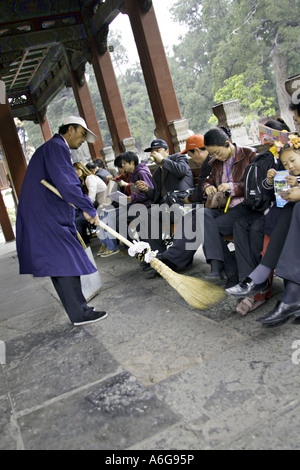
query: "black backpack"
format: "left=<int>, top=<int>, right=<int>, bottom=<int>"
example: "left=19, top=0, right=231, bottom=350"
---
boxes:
left=243, top=150, right=282, bottom=213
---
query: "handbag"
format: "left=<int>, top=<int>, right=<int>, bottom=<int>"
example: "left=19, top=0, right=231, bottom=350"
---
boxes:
left=205, top=191, right=230, bottom=211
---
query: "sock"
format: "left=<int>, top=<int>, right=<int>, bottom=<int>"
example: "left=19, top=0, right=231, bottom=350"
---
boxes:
left=250, top=264, right=271, bottom=285
left=281, top=281, right=300, bottom=304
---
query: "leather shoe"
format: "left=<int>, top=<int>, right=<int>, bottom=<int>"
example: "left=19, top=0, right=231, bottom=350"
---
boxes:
left=257, top=301, right=300, bottom=325
left=225, top=276, right=239, bottom=289
left=225, top=277, right=270, bottom=297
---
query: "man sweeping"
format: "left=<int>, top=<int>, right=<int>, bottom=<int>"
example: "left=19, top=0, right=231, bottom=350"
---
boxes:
left=16, top=116, right=107, bottom=326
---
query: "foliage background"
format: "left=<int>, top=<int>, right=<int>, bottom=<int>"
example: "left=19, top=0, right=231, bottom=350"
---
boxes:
left=23, top=0, right=300, bottom=158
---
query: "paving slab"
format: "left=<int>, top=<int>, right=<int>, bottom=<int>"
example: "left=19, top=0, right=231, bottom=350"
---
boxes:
left=1, top=238, right=300, bottom=450
left=18, top=372, right=179, bottom=450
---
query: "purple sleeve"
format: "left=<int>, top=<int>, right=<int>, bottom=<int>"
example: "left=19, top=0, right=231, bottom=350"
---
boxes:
left=44, top=139, right=96, bottom=217
left=130, top=170, right=154, bottom=204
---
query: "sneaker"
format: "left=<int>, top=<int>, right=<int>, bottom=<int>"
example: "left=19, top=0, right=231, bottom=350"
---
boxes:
left=100, top=249, right=120, bottom=257
left=97, top=244, right=106, bottom=256
left=73, top=311, right=107, bottom=326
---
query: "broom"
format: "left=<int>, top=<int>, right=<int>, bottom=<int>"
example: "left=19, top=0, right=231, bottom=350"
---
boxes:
left=41, top=179, right=225, bottom=310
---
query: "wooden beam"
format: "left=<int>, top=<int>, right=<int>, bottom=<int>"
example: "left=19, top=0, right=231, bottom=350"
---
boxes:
left=0, top=93, right=27, bottom=198
left=0, top=190, right=15, bottom=242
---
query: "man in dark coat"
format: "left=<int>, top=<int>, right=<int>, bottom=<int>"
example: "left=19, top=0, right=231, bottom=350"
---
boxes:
left=139, top=139, right=194, bottom=203
left=136, top=139, right=194, bottom=252
left=16, top=116, right=107, bottom=326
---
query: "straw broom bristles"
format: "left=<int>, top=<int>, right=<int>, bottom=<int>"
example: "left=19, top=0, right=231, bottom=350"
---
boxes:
left=95, top=220, right=224, bottom=310
left=41, top=179, right=225, bottom=310
left=149, top=258, right=224, bottom=310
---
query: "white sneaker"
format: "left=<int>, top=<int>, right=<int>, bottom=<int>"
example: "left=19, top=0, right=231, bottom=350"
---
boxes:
left=97, top=244, right=106, bottom=256
left=100, top=249, right=120, bottom=257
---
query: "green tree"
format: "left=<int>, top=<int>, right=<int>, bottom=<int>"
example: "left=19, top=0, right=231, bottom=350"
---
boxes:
left=171, top=0, right=300, bottom=131
left=116, top=66, right=155, bottom=151
left=210, top=73, right=275, bottom=126
left=169, top=0, right=233, bottom=133
left=209, top=0, right=300, bottom=129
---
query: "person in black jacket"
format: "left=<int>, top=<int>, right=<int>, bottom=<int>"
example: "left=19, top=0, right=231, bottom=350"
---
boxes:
left=136, top=138, right=194, bottom=253
left=226, top=135, right=300, bottom=326
left=137, top=139, right=194, bottom=203
left=257, top=199, right=300, bottom=326
left=149, top=134, right=212, bottom=271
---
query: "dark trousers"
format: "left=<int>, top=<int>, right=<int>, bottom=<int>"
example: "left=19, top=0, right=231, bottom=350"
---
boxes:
left=205, top=204, right=262, bottom=280
left=262, top=202, right=295, bottom=269
left=51, top=276, right=94, bottom=323
left=232, top=212, right=265, bottom=280
left=139, top=205, right=183, bottom=253
left=276, top=201, right=300, bottom=283
left=162, top=206, right=199, bottom=268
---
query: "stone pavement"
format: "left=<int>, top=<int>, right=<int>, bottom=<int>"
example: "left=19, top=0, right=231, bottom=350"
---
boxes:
left=1, top=237, right=300, bottom=451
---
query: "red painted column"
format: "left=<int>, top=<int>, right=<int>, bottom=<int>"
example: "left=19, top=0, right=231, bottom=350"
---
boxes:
left=0, top=100, right=27, bottom=199
left=68, top=69, right=105, bottom=160
left=0, top=190, right=15, bottom=242
left=124, top=0, right=182, bottom=153
left=89, top=36, right=132, bottom=155
left=37, top=113, right=52, bottom=142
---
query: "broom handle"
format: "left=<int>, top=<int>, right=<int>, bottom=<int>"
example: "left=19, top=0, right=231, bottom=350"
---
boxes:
left=41, top=179, right=134, bottom=249
left=98, top=219, right=133, bottom=248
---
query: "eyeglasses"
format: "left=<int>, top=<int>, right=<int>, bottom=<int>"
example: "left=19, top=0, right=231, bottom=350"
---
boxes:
left=188, top=147, right=206, bottom=154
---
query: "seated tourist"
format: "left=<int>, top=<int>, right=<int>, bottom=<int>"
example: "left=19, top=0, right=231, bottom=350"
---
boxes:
left=230, top=119, right=291, bottom=315
left=98, top=151, right=154, bottom=255
left=213, top=119, right=290, bottom=297
left=136, top=138, right=194, bottom=254
left=155, top=128, right=257, bottom=284
left=86, top=160, right=111, bottom=184
left=180, top=134, right=212, bottom=204
left=226, top=134, right=300, bottom=326
left=73, top=161, right=107, bottom=244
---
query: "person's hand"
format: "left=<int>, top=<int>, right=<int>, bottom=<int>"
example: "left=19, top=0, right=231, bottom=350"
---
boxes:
left=285, top=175, right=298, bottom=187
left=118, top=180, right=128, bottom=188
left=267, top=168, right=276, bottom=185
left=217, top=183, right=231, bottom=193
left=83, top=211, right=100, bottom=226
left=136, top=180, right=149, bottom=192
left=281, top=187, right=300, bottom=202
left=205, top=186, right=217, bottom=196
left=106, top=174, right=113, bottom=182
left=183, top=196, right=190, bottom=204
left=151, top=151, right=164, bottom=164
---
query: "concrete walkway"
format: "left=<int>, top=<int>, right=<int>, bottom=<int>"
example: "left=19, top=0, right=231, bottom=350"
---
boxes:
left=1, top=237, right=300, bottom=450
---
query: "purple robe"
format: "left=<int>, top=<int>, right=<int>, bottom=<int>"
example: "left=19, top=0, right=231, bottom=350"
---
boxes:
left=16, top=134, right=97, bottom=277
